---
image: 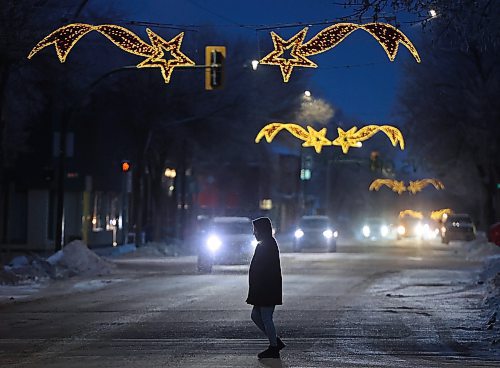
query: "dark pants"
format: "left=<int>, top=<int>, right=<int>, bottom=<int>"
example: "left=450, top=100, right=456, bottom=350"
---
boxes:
left=251, top=305, right=277, bottom=346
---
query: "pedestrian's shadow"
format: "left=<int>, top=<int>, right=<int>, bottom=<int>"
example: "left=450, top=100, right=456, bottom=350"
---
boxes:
left=258, top=358, right=285, bottom=368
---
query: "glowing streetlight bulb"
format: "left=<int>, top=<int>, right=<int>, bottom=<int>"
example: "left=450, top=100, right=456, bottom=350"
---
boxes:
left=429, top=9, right=437, bottom=18
left=251, top=59, right=259, bottom=70
left=304, top=90, right=311, bottom=97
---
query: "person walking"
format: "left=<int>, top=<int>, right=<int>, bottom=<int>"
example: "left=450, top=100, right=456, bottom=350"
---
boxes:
left=247, top=217, right=285, bottom=359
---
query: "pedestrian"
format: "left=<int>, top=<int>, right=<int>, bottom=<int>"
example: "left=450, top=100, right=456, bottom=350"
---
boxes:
left=247, top=217, right=285, bottom=359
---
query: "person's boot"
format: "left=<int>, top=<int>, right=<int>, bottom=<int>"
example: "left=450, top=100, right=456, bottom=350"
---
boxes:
left=258, top=345, right=280, bottom=359
left=277, top=337, right=286, bottom=350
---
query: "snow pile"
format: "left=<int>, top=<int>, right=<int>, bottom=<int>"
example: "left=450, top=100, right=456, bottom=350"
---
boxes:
left=463, top=233, right=500, bottom=261
left=1, top=254, right=55, bottom=285
left=1, top=241, right=114, bottom=285
left=481, top=254, right=500, bottom=340
left=47, top=240, right=114, bottom=277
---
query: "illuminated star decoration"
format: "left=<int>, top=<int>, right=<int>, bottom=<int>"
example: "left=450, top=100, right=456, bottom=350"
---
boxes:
left=259, top=28, right=318, bottom=83
left=331, top=125, right=405, bottom=154
left=399, top=210, right=423, bottom=219
left=27, top=23, right=195, bottom=83
left=407, top=179, right=445, bottom=195
left=369, top=179, right=445, bottom=195
left=260, top=22, right=421, bottom=82
left=255, top=122, right=331, bottom=153
left=369, top=179, right=407, bottom=194
left=430, top=209, right=453, bottom=221
left=255, top=123, right=403, bottom=154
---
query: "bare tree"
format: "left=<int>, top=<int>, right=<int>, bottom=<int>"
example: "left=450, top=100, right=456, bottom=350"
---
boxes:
left=397, top=3, right=500, bottom=227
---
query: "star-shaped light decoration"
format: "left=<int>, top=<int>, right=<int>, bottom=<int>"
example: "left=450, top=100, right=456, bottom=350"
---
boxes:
left=302, top=126, right=331, bottom=153
left=259, top=28, right=317, bottom=82
left=28, top=23, right=196, bottom=83
left=369, top=179, right=407, bottom=195
left=407, top=179, right=445, bottom=194
left=255, top=123, right=331, bottom=153
left=259, top=22, right=420, bottom=82
left=331, top=127, right=360, bottom=154
left=137, top=30, right=195, bottom=83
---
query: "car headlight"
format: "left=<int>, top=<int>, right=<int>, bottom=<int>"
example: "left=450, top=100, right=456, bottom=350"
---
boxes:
left=206, top=235, right=222, bottom=252
left=415, top=224, right=423, bottom=237
left=380, top=225, right=389, bottom=237
left=251, top=239, right=259, bottom=248
left=333, top=230, right=338, bottom=238
left=362, top=225, right=370, bottom=237
left=397, top=225, right=406, bottom=235
left=294, top=229, right=304, bottom=239
left=323, top=229, right=333, bottom=239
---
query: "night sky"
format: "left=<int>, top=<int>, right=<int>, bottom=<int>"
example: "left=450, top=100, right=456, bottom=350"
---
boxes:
left=97, top=0, right=422, bottom=124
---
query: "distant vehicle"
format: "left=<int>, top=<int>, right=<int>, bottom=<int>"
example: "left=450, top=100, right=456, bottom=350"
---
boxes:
left=293, top=215, right=338, bottom=252
left=488, top=222, right=500, bottom=246
left=361, top=217, right=390, bottom=241
left=441, top=214, right=476, bottom=244
left=397, top=216, right=439, bottom=240
left=197, top=217, right=257, bottom=273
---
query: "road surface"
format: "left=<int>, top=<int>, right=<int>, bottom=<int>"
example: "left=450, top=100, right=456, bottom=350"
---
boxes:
left=1, top=239, right=499, bottom=367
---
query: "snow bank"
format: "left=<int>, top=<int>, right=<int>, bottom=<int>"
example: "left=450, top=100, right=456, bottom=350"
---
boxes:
left=1, top=240, right=114, bottom=285
left=48, top=240, right=114, bottom=277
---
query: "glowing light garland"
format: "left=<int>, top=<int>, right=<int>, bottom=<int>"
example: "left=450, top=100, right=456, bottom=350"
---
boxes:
left=28, top=23, right=195, bottom=83
left=407, top=179, right=445, bottom=194
left=255, top=123, right=404, bottom=154
left=331, top=125, right=404, bottom=154
left=369, top=178, right=445, bottom=195
left=369, top=179, right=406, bottom=194
left=430, top=209, right=453, bottom=221
left=255, top=122, right=331, bottom=153
left=399, top=210, right=423, bottom=219
left=259, top=22, right=421, bottom=82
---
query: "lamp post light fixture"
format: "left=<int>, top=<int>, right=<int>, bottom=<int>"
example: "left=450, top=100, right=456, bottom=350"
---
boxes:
left=251, top=60, right=259, bottom=70
left=304, top=90, right=311, bottom=97
left=429, top=9, right=437, bottom=18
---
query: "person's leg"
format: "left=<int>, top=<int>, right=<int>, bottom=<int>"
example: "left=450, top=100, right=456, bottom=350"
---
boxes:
left=259, top=306, right=277, bottom=347
left=251, top=306, right=266, bottom=334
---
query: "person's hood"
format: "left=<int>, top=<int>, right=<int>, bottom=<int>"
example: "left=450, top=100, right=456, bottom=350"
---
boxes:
left=253, top=217, right=273, bottom=238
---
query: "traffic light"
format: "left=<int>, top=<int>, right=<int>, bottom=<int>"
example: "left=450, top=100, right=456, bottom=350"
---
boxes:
left=370, top=151, right=381, bottom=171
left=205, top=46, right=226, bottom=90
left=121, top=160, right=131, bottom=173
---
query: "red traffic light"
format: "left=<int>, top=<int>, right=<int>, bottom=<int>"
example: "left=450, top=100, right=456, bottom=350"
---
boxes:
left=121, top=161, right=131, bottom=172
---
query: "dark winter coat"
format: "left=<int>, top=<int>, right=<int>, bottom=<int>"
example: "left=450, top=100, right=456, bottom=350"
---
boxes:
left=246, top=234, right=282, bottom=306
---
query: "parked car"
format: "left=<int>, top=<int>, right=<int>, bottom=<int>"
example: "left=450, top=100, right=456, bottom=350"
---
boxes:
left=488, top=222, right=500, bottom=246
left=441, top=213, right=476, bottom=244
left=360, top=217, right=390, bottom=241
left=197, top=217, right=257, bottom=273
left=293, top=215, right=338, bottom=252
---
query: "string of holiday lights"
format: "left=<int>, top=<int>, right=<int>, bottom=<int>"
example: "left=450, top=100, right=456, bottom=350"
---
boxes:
left=28, top=23, right=195, bottom=83
left=259, top=22, right=420, bottom=82
left=407, top=179, right=445, bottom=194
left=255, top=122, right=331, bottom=153
left=430, top=209, right=453, bottom=221
left=369, top=178, right=445, bottom=195
left=369, top=179, right=407, bottom=194
left=399, top=210, right=424, bottom=219
left=331, top=125, right=404, bottom=154
left=256, top=123, right=404, bottom=154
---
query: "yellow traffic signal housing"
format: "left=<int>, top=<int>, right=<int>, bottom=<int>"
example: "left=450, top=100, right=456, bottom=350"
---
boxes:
left=205, top=46, right=226, bottom=90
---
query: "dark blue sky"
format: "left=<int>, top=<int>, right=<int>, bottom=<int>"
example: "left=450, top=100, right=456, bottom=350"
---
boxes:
left=102, top=0, right=422, bottom=124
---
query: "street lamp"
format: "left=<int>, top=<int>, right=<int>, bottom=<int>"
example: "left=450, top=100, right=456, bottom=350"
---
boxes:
left=251, top=60, right=259, bottom=70
left=429, top=9, right=437, bottom=18
left=304, top=90, right=311, bottom=97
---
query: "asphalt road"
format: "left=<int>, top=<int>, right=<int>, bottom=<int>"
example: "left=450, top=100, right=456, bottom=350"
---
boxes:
left=1, top=239, right=499, bottom=367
